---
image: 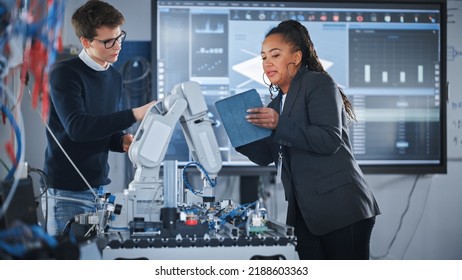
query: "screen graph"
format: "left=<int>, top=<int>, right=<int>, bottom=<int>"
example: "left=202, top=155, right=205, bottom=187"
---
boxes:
left=153, top=0, right=447, bottom=174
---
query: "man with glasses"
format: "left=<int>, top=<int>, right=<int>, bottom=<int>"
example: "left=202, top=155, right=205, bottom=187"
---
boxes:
left=43, top=0, right=154, bottom=236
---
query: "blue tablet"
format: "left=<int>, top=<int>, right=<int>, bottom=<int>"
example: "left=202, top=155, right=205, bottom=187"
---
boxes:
left=215, top=89, right=272, bottom=147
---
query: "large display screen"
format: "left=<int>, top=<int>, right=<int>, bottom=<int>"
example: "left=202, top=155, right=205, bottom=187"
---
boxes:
left=152, top=0, right=447, bottom=174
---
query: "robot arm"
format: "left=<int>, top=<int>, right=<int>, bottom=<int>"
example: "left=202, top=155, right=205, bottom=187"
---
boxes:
left=128, top=93, right=187, bottom=183
left=128, top=81, right=222, bottom=197
left=175, top=82, right=222, bottom=178
left=106, top=81, right=222, bottom=230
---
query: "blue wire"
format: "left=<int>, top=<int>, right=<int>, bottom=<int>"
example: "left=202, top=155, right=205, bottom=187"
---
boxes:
left=0, top=240, right=27, bottom=257
left=217, top=201, right=257, bottom=227
left=30, top=225, right=58, bottom=248
left=0, top=224, right=57, bottom=257
left=182, top=161, right=217, bottom=196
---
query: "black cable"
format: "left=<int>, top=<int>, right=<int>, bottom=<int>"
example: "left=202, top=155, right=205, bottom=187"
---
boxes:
left=28, top=166, right=50, bottom=234
left=371, top=174, right=420, bottom=260
left=29, top=167, right=49, bottom=198
left=61, top=217, right=76, bottom=236
left=119, top=56, right=152, bottom=186
left=120, top=56, right=152, bottom=100
left=400, top=176, right=433, bottom=259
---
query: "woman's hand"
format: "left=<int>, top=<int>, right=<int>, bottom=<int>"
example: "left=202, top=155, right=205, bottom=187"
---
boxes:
left=245, top=107, right=279, bottom=130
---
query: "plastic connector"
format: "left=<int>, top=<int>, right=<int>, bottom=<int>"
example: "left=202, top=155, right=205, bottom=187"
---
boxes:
left=18, top=161, right=29, bottom=179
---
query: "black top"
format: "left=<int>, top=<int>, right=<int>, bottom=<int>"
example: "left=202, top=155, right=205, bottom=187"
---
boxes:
left=44, top=57, right=136, bottom=191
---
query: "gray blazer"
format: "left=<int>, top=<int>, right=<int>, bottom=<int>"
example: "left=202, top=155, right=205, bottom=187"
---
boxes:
left=237, top=67, right=380, bottom=235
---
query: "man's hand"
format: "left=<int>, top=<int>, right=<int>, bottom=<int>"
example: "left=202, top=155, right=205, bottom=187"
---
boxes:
left=132, top=101, right=156, bottom=121
left=122, top=133, right=134, bottom=152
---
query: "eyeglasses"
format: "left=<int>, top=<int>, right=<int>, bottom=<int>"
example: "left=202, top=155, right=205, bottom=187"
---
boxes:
left=93, top=30, right=126, bottom=49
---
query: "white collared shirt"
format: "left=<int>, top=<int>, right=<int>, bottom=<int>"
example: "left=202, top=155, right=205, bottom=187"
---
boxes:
left=78, top=49, right=110, bottom=71
left=281, top=93, right=287, bottom=113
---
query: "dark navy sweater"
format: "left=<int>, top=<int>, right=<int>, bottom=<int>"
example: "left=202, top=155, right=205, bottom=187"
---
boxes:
left=44, top=57, right=136, bottom=191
